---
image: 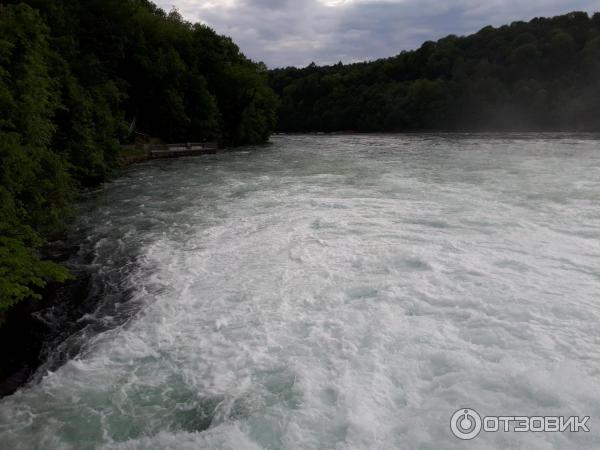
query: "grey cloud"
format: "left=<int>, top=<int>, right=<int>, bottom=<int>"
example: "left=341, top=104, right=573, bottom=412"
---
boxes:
left=156, top=0, right=600, bottom=67
left=243, top=0, right=298, bottom=10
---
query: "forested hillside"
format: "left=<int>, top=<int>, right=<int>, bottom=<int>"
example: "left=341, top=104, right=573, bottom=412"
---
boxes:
left=270, top=12, right=600, bottom=132
left=0, top=1, right=278, bottom=317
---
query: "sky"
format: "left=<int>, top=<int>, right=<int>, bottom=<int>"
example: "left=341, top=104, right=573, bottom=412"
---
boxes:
left=155, top=0, right=600, bottom=68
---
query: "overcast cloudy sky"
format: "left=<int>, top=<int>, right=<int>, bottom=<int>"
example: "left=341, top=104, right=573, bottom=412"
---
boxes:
left=155, top=0, right=600, bottom=68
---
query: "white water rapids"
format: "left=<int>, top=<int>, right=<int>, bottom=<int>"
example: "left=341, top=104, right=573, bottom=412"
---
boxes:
left=1, top=134, right=600, bottom=449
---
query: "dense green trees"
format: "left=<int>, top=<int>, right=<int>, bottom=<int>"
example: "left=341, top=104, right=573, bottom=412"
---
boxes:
left=270, top=11, right=600, bottom=132
left=0, top=4, right=73, bottom=319
left=0, top=1, right=278, bottom=317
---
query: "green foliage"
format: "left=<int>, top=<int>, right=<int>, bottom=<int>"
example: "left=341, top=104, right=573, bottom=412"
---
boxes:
left=0, top=236, right=72, bottom=316
left=270, top=11, right=600, bottom=132
left=0, top=1, right=278, bottom=318
left=0, top=4, right=74, bottom=315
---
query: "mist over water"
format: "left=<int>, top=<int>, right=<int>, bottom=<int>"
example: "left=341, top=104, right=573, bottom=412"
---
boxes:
left=2, top=134, right=600, bottom=449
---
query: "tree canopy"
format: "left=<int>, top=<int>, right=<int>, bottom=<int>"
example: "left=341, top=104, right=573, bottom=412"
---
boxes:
left=270, top=11, right=600, bottom=132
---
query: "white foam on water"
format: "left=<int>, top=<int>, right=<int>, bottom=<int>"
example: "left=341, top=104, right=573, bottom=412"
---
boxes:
left=1, top=134, right=600, bottom=449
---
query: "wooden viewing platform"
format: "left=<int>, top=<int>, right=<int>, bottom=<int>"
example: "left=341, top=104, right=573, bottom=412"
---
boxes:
left=119, top=127, right=222, bottom=164
left=148, top=142, right=218, bottom=158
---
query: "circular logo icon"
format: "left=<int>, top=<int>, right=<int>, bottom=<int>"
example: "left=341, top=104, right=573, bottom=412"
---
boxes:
left=450, top=408, right=482, bottom=440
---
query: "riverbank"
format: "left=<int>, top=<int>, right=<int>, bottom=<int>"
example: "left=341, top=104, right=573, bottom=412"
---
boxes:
left=1, top=155, right=136, bottom=397
left=0, top=144, right=235, bottom=398
left=0, top=241, right=93, bottom=397
left=0, top=145, right=232, bottom=398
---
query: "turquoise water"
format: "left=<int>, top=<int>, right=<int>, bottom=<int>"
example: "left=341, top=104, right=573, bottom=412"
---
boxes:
left=1, top=134, right=600, bottom=449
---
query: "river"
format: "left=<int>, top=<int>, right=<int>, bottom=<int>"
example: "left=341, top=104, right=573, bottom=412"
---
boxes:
left=1, top=134, right=600, bottom=449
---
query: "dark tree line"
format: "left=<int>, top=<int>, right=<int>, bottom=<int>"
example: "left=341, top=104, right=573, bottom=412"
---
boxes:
left=270, top=11, right=600, bottom=132
left=0, top=1, right=278, bottom=315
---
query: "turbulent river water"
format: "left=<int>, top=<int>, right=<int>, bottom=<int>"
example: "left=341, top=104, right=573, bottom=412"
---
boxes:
left=2, top=134, right=600, bottom=449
